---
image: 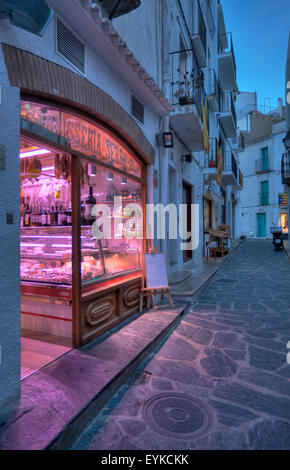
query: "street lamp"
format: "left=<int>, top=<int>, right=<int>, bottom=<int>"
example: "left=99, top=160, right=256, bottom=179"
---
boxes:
left=283, top=128, right=290, bottom=150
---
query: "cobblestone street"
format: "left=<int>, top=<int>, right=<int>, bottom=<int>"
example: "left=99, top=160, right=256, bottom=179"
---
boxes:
left=75, top=240, right=290, bottom=450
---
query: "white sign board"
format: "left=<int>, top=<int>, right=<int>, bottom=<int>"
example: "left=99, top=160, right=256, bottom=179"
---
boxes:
left=144, top=253, right=169, bottom=289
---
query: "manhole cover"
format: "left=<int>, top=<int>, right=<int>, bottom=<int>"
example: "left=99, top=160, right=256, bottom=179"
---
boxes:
left=142, top=393, right=213, bottom=439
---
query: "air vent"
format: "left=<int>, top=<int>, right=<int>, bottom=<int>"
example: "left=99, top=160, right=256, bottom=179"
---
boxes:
left=132, top=95, right=144, bottom=124
left=56, top=18, right=85, bottom=74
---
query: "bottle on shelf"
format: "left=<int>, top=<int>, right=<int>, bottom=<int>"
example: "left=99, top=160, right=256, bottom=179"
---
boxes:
left=41, top=207, right=47, bottom=227
left=58, top=205, right=65, bottom=226
left=67, top=207, right=72, bottom=226
left=30, top=206, right=35, bottom=227
left=55, top=205, right=59, bottom=226
left=37, top=205, right=42, bottom=227
left=85, top=186, right=96, bottom=225
left=81, top=200, right=85, bottom=226
left=24, top=203, right=31, bottom=228
left=50, top=206, right=56, bottom=226
left=46, top=207, right=51, bottom=227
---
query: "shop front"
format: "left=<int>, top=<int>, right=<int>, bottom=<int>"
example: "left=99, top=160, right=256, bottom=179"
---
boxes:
left=20, top=98, right=146, bottom=374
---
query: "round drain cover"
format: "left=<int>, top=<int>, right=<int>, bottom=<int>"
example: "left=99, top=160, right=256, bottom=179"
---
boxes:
left=142, top=393, right=213, bottom=439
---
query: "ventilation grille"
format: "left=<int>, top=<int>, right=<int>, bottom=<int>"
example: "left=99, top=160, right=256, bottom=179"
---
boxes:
left=132, top=96, right=144, bottom=124
left=56, top=18, right=85, bottom=74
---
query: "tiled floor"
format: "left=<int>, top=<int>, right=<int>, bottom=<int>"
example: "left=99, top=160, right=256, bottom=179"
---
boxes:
left=21, top=330, right=72, bottom=380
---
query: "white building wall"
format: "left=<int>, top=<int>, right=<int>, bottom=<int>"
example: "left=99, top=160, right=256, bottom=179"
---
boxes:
left=114, top=0, right=240, bottom=269
left=239, top=120, right=286, bottom=238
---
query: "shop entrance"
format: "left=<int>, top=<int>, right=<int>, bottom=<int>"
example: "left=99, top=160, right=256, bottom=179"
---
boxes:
left=280, top=213, right=288, bottom=234
left=20, top=136, right=73, bottom=379
left=20, top=98, right=145, bottom=357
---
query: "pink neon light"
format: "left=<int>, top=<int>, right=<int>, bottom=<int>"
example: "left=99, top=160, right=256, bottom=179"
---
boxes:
left=42, top=166, right=55, bottom=171
left=20, top=149, right=51, bottom=159
left=21, top=243, right=45, bottom=247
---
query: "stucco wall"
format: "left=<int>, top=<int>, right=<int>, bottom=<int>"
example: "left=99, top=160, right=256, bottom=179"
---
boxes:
left=0, top=15, right=160, bottom=161
left=0, top=47, right=21, bottom=418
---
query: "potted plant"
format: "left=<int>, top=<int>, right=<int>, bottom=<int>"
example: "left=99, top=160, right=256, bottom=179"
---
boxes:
left=173, top=69, right=195, bottom=105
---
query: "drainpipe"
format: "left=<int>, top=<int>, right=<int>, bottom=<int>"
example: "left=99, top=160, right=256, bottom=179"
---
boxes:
left=159, top=0, right=171, bottom=257
left=225, top=186, right=232, bottom=237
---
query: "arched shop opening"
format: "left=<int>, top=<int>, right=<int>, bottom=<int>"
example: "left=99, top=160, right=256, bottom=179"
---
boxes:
left=20, top=99, right=146, bottom=379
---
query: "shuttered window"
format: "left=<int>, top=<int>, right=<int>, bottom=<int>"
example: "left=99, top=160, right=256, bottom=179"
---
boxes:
left=131, top=96, right=144, bottom=124
left=56, top=18, right=85, bottom=74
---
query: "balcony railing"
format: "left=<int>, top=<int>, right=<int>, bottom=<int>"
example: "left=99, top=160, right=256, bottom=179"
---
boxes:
left=255, top=157, right=272, bottom=173
left=218, top=32, right=237, bottom=78
left=205, top=0, right=215, bottom=36
left=170, top=48, right=203, bottom=115
left=207, top=68, right=220, bottom=110
left=231, top=133, right=245, bottom=152
left=221, top=92, right=236, bottom=124
left=198, top=0, right=207, bottom=56
left=260, top=192, right=269, bottom=206
left=223, top=151, right=238, bottom=180
left=205, top=138, right=218, bottom=168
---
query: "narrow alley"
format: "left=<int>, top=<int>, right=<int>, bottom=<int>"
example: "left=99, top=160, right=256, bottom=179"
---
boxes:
left=75, top=240, right=290, bottom=450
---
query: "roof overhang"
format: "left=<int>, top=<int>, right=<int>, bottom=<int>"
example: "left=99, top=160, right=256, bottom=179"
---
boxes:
left=47, top=0, right=171, bottom=115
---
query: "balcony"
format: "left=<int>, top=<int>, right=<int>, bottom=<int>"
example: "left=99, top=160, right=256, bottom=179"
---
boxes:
left=0, top=0, right=53, bottom=36
left=218, top=32, right=237, bottom=92
left=170, top=49, right=203, bottom=152
left=255, top=156, right=272, bottom=173
left=207, top=68, right=220, bottom=112
left=204, top=138, right=218, bottom=181
left=191, top=0, right=207, bottom=68
left=282, top=152, right=290, bottom=185
left=222, top=151, right=238, bottom=185
left=98, top=0, right=141, bottom=19
left=230, top=132, right=245, bottom=152
left=234, top=169, right=243, bottom=190
left=259, top=192, right=269, bottom=206
left=219, top=91, right=237, bottom=139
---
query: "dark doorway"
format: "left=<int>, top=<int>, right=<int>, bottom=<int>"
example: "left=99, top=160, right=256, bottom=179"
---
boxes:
left=182, top=182, right=193, bottom=262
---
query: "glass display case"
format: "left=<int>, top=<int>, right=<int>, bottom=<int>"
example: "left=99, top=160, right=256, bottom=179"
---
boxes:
left=20, top=224, right=142, bottom=287
left=21, top=227, right=73, bottom=285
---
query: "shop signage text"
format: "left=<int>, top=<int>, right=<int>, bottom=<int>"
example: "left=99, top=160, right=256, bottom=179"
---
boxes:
left=21, top=101, right=141, bottom=177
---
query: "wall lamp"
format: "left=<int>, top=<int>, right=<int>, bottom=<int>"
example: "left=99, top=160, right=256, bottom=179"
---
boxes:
left=283, top=129, right=290, bottom=150
left=163, top=132, right=174, bottom=148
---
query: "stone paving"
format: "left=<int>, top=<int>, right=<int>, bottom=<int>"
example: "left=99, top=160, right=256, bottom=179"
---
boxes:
left=77, top=240, right=290, bottom=450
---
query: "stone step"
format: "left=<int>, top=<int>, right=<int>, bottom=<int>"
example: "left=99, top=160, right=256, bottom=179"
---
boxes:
left=0, top=303, right=187, bottom=450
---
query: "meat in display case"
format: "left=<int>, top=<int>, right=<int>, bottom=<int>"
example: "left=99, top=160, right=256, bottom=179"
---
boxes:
left=21, top=226, right=141, bottom=288
left=21, top=227, right=74, bottom=285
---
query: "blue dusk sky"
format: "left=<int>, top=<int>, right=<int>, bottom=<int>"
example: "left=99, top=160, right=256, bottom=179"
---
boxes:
left=221, top=0, right=290, bottom=109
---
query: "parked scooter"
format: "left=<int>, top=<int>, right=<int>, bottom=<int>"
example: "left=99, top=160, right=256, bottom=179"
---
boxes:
left=270, top=224, right=284, bottom=250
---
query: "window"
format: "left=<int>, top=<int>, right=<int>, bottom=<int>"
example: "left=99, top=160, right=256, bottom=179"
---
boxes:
left=131, top=96, right=144, bottom=124
left=261, top=147, right=269, bottom=171
left=80, top=160, right=143, bottom=287
left=260, top=181, right=269, bottom=205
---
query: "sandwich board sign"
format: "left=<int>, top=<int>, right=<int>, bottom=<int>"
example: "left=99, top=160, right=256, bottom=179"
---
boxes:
left=140, top=253, right=174, bottom=309
left=144, top=253, right=168, bottom=289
